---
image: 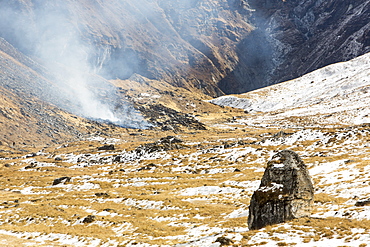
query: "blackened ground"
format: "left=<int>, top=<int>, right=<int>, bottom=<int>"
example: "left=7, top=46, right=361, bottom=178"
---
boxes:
left=137, top=104, right=207, bottom=131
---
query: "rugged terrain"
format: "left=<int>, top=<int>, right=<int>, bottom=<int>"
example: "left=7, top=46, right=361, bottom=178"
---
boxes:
left=1, top=0, right=369, bottom=95
left=0, top=1, right=370, bottom=246
left=239, top=0, right=370, bottom=93
left=0, top=0, right=369, bottom=145
left=0, top=54, right=370, bottom=246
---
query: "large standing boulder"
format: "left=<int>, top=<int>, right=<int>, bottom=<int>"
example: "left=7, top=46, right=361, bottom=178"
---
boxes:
left=248, top=150, right=314, bottom=230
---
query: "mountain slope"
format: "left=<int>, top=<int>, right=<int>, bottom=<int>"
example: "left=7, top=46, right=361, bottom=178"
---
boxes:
left=0, top=1, right=369, bottom=246
left=0, top=37, right=148, bottom=147
left=0, top=37, right=236, bottom=147
left=0, top=38, right=81, bottom=146
left=1, top=0, right=369, bottom=96
left=0, top=0, right=253, bottom=96
left=232, top=0, right=370, bottom=93
left=209, top=52, right=370, bottom=126
left=0, top=0, right=369, bottom=145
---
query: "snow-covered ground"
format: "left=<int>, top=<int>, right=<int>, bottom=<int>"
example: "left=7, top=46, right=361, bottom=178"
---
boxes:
left=1, top=122, right=369, bottom=246
left=1, top=53, right=370, bottom=246
left=209, top=52, right=370, bottom=126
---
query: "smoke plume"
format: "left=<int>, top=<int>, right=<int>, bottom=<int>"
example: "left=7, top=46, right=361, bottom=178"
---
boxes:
left=0, top=0, right=151, bottom=129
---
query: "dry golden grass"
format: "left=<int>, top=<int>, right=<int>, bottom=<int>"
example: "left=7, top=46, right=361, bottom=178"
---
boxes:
left=314, top=193, right=348, bottom=204
left=0, top=110, right=369, bottom=246
left=0, top=233, right=71, bottom=247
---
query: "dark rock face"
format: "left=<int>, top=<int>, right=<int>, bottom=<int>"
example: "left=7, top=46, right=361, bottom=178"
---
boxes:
left=248, top=150, right=314, bottom=230
left=232, top=0, right=370, bottom=93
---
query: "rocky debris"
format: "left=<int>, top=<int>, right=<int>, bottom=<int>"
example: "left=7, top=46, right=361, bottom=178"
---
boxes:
left=95, top=192, right=110, bottom=198
left=248, top=150, right=314, bottom=230
left=215, top=236, right=234, bottom=246
left=138, top=104, right=207, bottom=131
left=52, top=177, right=71, bottom=186
left=54, top=156, right=63, bottom=161
left=135, top=136, right=185, bottom=154
left=258, top=131, right=293, bottom=145
left=24, top=162, right=37, bottom=169
left=112, top=155, right=122, bottom=163
left=1, top=200, right=19, bottom=209
left=272, top=131, right=292, bottom=140
left=159, top=136, right=183, bottom=145
left=82, top=215, right=96, bottom=224
left=355, top=199, right=370, bottom=207
left=137, top=163, right=157, bottom=172
left=97, top=144, right=115, bottom=151
left=103, top=208, right=117, bottom=213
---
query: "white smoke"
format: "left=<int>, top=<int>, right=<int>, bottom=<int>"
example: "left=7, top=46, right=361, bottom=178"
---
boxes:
left=0, top=1, right=151, bottom=129
left=0, top=0, right=259, bottom=126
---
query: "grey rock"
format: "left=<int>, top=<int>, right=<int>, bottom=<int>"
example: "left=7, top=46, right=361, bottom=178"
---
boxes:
left=52, top=176, right=71, bottom=186
left=113, top=155, right=122, bottom=162
left=355, top=199, right=370, bottom=207
left=248, top=150, right=314, bottom=230
left=82, top=215, right=96, bottom=224
left=137, top=163, right=157, bottom=172
left=98, top=144, right=115, bottom=151
left=135, top=135, right=185, bottom=154
left=95, top=192, right=110, bottom=198
left=54, top=156, right=63, bottom=161
left=215, top=236, right=234, bottom=246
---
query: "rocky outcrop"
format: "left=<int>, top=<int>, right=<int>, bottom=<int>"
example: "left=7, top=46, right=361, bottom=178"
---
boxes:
left=248, top=150, right=314, bottom=230
left=135, top=136, right=185, bottom=154
left=137, top=104, right=207, bottom=131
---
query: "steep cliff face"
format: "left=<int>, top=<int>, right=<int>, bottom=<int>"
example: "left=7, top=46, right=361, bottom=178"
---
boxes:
left=237, top=0, right=370, bottom=92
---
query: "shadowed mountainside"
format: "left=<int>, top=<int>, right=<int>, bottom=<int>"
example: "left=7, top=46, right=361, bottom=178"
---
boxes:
left=256, top=0, right=370, bottom=89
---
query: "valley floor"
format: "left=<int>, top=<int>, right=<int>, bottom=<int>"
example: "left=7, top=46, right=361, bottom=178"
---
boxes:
left=1, top=53, right=370, bottom=246
left=0, top=113, right=370, bottom=246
